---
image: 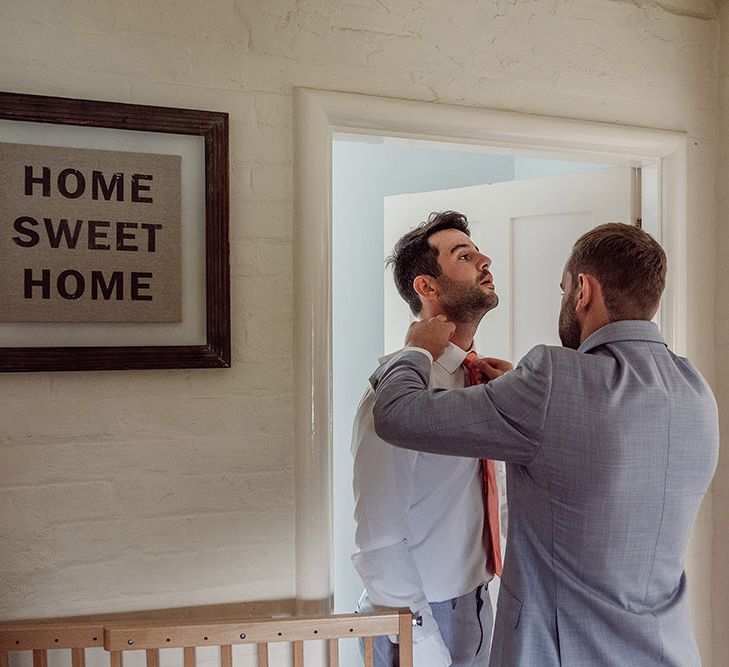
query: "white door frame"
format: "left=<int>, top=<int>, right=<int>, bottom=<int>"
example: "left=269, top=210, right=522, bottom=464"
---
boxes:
left=293, top=87, right=687, bottom=612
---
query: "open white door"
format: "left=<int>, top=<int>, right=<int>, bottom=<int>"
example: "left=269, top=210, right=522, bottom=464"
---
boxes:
left=384, top=166, right=638, bottom=362
left=383, top=165, right=638, bottom=621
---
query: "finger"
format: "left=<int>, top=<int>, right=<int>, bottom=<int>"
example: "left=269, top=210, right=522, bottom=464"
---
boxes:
left=483, top=357, right=513, bottom=370
left=481, top=365, right=503, bottom=380
left=434, top=314, right=449, bottom=322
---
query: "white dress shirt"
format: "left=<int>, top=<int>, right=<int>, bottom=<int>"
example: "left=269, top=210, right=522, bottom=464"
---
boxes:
left=351, top=343, right=498, bottom=666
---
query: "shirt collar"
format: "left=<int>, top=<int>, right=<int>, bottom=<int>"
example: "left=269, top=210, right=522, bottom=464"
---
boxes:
left=577, top=320, right=666, bottom=354
left=378, top=341, right=472, bottom=374
left=435, top=342, right=472, bottom=374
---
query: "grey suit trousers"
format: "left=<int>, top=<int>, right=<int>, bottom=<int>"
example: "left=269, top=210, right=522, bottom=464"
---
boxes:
left=359, top=584, right=493, bottom=667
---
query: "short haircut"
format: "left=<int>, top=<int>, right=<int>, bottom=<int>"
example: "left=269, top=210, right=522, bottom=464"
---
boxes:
left=567, top=223, right=666, bottom=321
left=387, top=211, right=470, bottom=315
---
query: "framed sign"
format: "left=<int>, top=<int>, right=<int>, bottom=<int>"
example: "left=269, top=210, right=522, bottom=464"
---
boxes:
left=0, top=91, right=230, bottom=371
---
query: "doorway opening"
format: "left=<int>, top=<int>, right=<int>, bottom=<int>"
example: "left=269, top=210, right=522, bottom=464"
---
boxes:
left=331, top=136, right=658, bottom=665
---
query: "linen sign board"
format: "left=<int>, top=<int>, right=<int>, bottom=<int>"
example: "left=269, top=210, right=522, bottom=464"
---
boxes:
left=0, top=142, right=182, bottom=322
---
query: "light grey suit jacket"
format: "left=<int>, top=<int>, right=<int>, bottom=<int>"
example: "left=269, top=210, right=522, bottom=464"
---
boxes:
left=371, top=321, right=718, bottom=666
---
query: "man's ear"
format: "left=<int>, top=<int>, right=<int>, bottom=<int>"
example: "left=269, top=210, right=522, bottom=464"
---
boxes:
left=575, top=273, right=595, bottom=312
left=413, top=275, right=438, bottom=302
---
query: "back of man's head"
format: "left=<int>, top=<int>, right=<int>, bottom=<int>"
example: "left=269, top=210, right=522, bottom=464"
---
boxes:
left=567, top=223, right=666, bottom=321
left=387, top=211, right=470, bottom=315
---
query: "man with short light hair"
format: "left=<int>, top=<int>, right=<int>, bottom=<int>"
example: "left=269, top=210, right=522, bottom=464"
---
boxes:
left=372, top=223, right=718, bottom=666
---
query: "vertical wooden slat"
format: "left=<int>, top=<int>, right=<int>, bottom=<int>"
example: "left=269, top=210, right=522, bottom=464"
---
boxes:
left=256, top=644, right=268, bottom=667
left=328, top=639, right=339, bottom=667
left=398, top=611, right=413, bottom=667
left=220, top=645, right=232, bottom=667
left=0, top=650, right=9, bottom=667
left=292, top=641, right=304, bottom=667
left=145, top=649, right=159, bottom=667
left=71, top=648, right=86, bottom=667
left=183, top=647, right=196, bottom=667
left=363, top=637, right=374, bottom=667
left=109, top=652, right=123, bottom=667
left=32, top=650, right=48, bottom=667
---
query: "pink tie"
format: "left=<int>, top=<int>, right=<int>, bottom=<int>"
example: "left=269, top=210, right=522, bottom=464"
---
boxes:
left=463, top=351, right=503, bottom=578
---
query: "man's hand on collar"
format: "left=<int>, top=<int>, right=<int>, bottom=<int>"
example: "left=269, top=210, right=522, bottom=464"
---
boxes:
left=404, top=315, right=455, bottom=360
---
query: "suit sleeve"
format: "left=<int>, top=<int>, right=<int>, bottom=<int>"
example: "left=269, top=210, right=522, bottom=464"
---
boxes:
left=372, top=346, right=553, bottom=464
left=350, top=386, right=452, bottom=665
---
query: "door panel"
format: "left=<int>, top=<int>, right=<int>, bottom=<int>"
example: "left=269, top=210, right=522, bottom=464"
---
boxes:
left=512, top=211, right=592, bottom=359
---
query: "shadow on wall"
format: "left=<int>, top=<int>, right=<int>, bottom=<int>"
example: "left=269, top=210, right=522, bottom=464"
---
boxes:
left=0, top=598, right=299, bottom=626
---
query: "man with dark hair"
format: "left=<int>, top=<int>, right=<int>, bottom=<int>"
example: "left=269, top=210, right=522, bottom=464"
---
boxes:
left=371, top=223, right=719, bottom=666
left=389, top=211, right=473, bottom=316
left=352, top=211, right=505, bottom=667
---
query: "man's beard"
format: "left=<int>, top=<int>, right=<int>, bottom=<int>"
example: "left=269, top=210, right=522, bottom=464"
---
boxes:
left=558, top=292, right=581, bottom=350
left=438, top=276, right=498, bottom=324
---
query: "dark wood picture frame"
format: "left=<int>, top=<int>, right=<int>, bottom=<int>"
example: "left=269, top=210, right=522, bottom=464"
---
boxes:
left=0, top=91, right=230, bottom=372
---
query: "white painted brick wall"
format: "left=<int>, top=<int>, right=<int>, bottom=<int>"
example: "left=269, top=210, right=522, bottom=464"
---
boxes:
left=0, top=0, right=721, bottom=663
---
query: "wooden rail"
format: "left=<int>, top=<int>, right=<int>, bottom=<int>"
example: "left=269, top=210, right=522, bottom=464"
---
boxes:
left=0, top=610, right=413, bottom=667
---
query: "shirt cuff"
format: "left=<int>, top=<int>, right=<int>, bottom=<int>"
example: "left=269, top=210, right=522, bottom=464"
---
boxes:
left=412, top=627, right=452, bottom=666
left=403, top=346, right=433, bottom=363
